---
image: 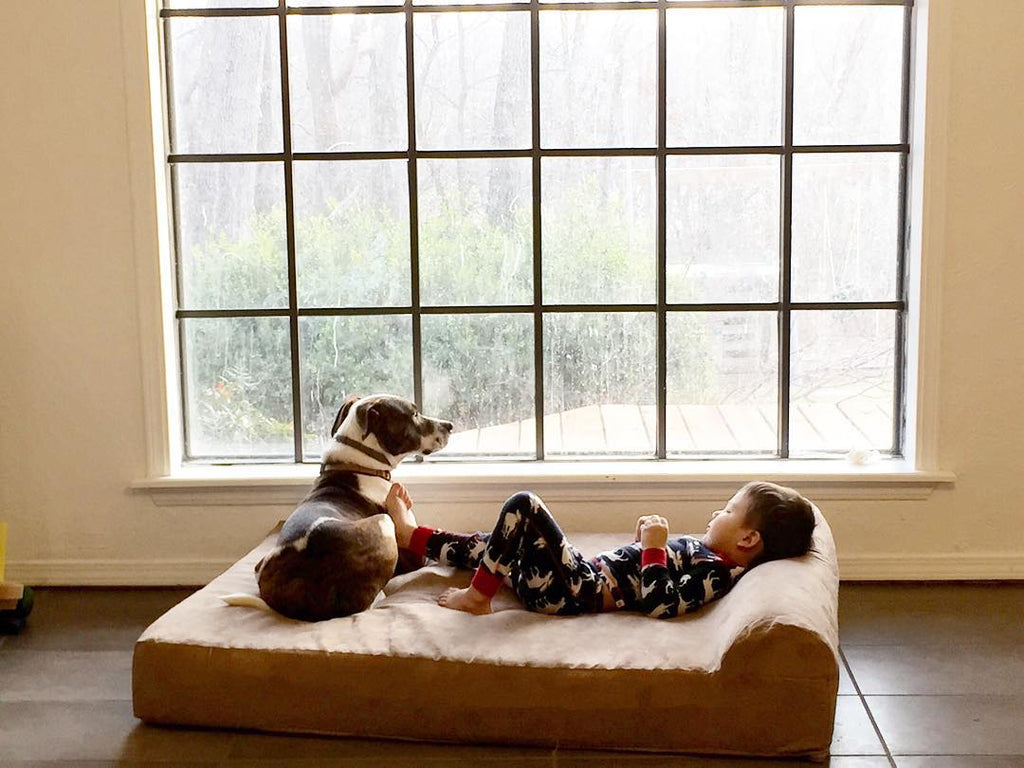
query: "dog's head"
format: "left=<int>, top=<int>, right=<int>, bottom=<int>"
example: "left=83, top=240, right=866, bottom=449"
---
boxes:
left=330, top=394, right=453, bottom=464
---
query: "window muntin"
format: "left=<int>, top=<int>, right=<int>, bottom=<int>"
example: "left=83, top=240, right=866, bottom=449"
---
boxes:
left=163, top=0, right=913, bottom=463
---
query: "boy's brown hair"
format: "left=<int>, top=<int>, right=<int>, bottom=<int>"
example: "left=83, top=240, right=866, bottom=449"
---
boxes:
left=740, top=481, right=816, bottom=566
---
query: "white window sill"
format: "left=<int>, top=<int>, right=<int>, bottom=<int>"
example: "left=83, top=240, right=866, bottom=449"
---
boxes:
left=131, top=458, right=955, bottom=507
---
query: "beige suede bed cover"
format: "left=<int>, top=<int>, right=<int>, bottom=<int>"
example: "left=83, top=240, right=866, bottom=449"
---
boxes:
left=134, top=508, right=839, bottom=759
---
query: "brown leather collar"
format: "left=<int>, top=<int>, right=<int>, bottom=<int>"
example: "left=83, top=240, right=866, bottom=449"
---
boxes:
left=334, top=434, right=391, bottom=466
left=319, top=461, right=392, bottom=481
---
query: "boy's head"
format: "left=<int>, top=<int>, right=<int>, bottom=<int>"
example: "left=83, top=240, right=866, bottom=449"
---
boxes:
left=702, top=481, right=816, bottom=568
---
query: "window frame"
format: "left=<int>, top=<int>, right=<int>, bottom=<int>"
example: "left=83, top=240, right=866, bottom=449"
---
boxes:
left=147, top=0, right=926, bottom=470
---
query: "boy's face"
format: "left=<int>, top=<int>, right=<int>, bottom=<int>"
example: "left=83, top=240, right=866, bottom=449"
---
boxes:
left=702, top=489, right=756, bottom=552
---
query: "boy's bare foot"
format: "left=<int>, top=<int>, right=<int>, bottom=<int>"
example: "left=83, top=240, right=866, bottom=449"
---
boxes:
left=385, top=483, right=417, bottom=548
left=438, top=586, right=492, bottom=615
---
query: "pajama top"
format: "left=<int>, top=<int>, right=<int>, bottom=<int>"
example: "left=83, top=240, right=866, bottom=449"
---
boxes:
left=594, top=536, right=746, bottom=619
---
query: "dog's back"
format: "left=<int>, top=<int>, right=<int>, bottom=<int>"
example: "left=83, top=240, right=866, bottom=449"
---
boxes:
left=256, top=477, right=399, bottom=621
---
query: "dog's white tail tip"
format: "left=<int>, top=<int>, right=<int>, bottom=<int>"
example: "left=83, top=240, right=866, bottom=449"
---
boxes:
left=221, top=593, right=271, bottom=611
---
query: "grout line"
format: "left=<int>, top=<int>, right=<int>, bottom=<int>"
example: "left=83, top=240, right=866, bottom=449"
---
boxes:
left=839, top=696, right=1024, bottom=700
left=840, top=645, right=898, bottom=768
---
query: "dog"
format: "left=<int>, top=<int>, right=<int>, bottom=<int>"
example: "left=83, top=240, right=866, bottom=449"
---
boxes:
left=222, top=394, right=452, bottom=621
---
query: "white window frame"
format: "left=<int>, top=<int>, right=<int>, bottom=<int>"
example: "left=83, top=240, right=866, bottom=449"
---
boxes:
left=124, top=0, right=954, bottom=505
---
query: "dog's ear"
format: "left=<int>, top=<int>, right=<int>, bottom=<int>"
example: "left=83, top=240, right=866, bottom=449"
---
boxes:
left=359, top=399, right=383, bottom=440
left=331, top=394, right=361, bottom=437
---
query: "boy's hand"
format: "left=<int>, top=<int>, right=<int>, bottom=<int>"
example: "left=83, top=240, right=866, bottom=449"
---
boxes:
left=636, top=515, right=669, bottom=549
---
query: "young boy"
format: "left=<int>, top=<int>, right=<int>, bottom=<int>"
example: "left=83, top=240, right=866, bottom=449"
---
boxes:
left=384, top=481, right=815, bottom=619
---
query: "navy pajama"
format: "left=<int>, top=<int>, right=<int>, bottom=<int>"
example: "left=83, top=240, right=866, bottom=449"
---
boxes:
left=423, top=491, right=605, bottom=615
left=415, top=491, right=744, bottom=618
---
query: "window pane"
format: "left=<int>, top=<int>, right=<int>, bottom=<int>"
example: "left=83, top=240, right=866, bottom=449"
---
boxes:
left=414, top=12, right=531, bottom=151
left=792, top=153, right=900, bottom=302
left=667, top=312, right=777, bottom=455
left=540, top=10, right=656, bottom=149
left=300, top=316, right=413, bottom=459
left=666, top=155, right=780, bottom=304
left=422, top=314, right=534, bottom=456
left=541, top=0, right=645, bottom=4
left=667, top=8, right=783, bottom=147
left=182, top=317, right=293, bottom=458
left=291, top=0, right=394, bottom=7
left=167, top=17, right=282, bottom=154
left=287, top=15, right=407, bottom=153
left=793, top=6, right=904, bottom=146
left=790, top=310, right=894, bottom=455
left=175, top=162, right=287, bottom=310
left=542, top=156, right=656, bottom=304
left=418, top=158, right=533, bottom=306
left=167, top=0, right=275, bottom=7
left=415, top=0, right=524, bottom=6
left=544, top=312, right=655, bottom=456
left=293, top=160, right=410, bottom=308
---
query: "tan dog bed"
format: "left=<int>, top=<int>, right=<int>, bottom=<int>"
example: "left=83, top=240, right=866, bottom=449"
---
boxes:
left=133, top=508, right=839, bottom=760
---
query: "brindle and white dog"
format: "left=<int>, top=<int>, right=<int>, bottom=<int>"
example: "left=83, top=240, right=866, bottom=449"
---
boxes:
left=223, top=394, right=452, bottom=621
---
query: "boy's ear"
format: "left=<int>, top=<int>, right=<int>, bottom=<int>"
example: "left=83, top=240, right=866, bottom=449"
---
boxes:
left=737, top=529, right=762, bottom=552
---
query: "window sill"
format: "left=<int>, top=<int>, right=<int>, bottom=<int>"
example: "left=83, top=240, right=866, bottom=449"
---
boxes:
left=131, top=458, right=955, bottom=507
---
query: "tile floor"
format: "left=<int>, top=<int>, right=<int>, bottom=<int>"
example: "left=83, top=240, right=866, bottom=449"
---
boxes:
left=0, top=584, right=1021, bottom=767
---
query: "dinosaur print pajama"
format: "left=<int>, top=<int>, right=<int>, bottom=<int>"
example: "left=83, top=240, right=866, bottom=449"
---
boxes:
left=406, top=491, right=745, bottom=618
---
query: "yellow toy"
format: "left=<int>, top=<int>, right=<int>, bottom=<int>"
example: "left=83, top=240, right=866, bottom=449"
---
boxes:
left=1, top=522, right=34, bottom=633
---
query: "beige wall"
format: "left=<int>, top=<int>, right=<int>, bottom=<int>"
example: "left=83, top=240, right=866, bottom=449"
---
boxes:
left=1, top=0, right=1022, bottom=584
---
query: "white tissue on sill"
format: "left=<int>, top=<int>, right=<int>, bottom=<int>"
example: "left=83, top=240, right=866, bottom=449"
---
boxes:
left=846, top=448, right=881, bottom=466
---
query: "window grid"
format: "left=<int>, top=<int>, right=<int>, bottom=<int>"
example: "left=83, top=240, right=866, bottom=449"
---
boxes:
left=161, top=0, right=915, bottom=463
left=780, top=0, right=794, bottom=457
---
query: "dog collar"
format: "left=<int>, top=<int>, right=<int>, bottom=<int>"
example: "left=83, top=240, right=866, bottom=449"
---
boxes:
left=319, top=461, right=392, bottom=481
left=334, top=434, right=392, bottom=467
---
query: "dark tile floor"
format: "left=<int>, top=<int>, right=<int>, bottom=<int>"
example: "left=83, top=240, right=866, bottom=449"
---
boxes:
left=1, top=584, right=1021, bottom=767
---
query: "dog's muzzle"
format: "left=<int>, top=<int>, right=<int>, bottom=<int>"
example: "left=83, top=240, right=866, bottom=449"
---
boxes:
left=421, top=419, right=453, bottom=455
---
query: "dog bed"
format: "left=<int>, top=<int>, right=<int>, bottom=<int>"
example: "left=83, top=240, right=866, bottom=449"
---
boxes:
left=133, top=507, right=839, bottom=759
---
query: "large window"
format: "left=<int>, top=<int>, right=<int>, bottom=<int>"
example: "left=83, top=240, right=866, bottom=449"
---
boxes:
left=162, top=0, right=912, bottom=463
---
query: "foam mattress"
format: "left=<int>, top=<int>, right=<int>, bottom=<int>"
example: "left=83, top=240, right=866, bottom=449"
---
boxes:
left=133, top=509, right=840, bottom=759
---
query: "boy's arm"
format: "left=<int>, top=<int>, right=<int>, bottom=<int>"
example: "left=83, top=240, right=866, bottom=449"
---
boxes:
left=635, top=516, right=682, bottom=618
left=635, top=516, right=731, bottom=618
left=639, top=556, right=731, bottom=619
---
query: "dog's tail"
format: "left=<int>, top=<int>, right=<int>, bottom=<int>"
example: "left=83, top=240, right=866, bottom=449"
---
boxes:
left=220, top=593, right=272, bottom=611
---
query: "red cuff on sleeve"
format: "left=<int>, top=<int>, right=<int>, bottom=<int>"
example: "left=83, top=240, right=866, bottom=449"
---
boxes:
left=407, top=526, right=434, bottom=558
left=470, top=565, right=503, bottom=598
left=642, top=548, right=668, bottom=568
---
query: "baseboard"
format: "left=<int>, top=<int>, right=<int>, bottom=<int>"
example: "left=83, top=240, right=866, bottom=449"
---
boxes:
left=838, top=553, right=1024, bottom=581
left=6, top=553, right=1023, bottom=586
left=4, top=559, right=234, bottom=587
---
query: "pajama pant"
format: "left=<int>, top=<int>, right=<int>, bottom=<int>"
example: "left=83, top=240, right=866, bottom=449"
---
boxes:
left=424, top=492, right=605, bottom=615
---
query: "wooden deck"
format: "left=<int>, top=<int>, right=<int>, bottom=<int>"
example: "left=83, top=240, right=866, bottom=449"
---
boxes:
left=445, top=399, right=893, bottom=456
